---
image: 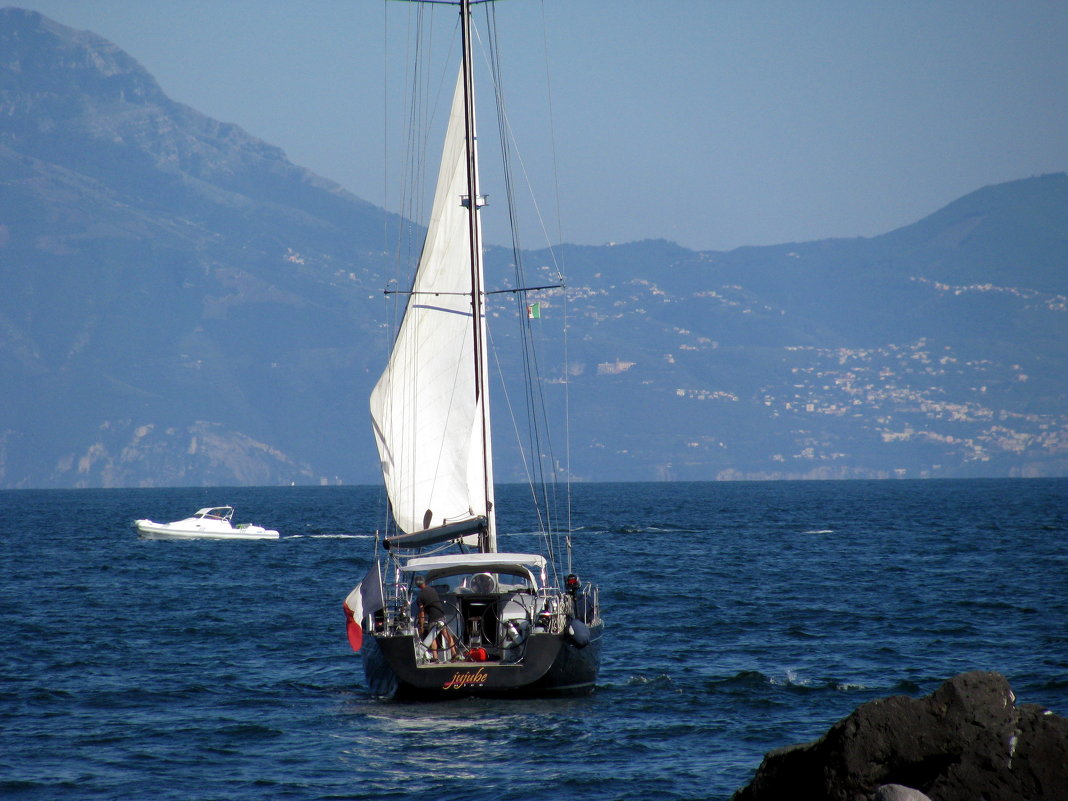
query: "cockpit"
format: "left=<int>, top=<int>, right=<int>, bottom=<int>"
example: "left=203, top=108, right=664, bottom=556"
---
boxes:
left=403, top=557, right=545, bottom=664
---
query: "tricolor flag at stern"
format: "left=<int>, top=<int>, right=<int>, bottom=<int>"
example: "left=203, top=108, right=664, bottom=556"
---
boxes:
left=343, top=561, right=384, bottom=652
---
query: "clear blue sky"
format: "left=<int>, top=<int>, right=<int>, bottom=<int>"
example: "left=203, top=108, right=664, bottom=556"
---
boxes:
left=13, top=0, right=1068, bottom=252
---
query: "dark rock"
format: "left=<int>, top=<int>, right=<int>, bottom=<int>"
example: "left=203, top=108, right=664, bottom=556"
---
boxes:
left=874, top=786, right=931, bottom=801
left=732, top=671, right=1068, bottom=801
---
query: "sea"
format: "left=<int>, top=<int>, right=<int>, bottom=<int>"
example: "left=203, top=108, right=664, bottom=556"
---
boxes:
left=2, top=479, right=1065, bottom=800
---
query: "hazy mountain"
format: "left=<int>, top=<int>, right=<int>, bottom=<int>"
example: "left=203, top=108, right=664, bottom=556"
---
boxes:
left=550, top=173, right=1068, bottom=481
left=1, top=7, right=394, bottom=488
left=1, top=8, right=1065, bottom=488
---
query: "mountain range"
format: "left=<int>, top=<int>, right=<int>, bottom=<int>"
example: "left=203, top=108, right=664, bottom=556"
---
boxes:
left=1, top=7, right=1066, bottom=488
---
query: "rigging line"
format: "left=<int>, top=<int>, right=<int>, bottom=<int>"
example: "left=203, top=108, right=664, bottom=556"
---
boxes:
left=474, top=44, right=564, bottom=293
left=475, top=3, right=562, bottom=277
left=405, top=7, right=419, bottom=247
left=481, top=9, right=541, bottom=495
left=465, top=4, right=563, bottom=578
left=391, top=4, right=464, bottom=533
left=382, top=0, right=389, bottom=277
left=491, top=116, right=563, bottom=278
left=562, top=269, right=573, bottom=570
left=393, top=3, right=421, bottom=286
left=415, top=14, right=462, bottom=227
left=482, top=6, right=562, bottom=573
left=528, top=293, right=566, bottom=566
left=411, top=5, right=437, bottom=255
left=387, top=7, right=414, bottom=530
left=395, top=3, right=458, bottom=287
left=461, top=0, right=494, bottom=552
left=380, top=3, right=394, bottom=539
left=382, top=1, right=420, bottom=539
left=483, top=10, right=545, bottom=476
left=538, top=0, right=565, bottom=251
left=401, top=3, right=427, bottom=520
left=486, top=323, right=548, bottom=539
left=482, top=8, right=524, bottom=262
left=483, top=4, right=568, bottom=570
left=536, top=0, right=573, bottom=562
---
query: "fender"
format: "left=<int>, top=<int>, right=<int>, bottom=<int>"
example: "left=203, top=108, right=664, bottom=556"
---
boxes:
left=565, top=618, right=590, bottom=648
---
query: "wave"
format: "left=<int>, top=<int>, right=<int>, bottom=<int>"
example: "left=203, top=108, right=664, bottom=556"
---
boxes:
left=283, top=533, right=371, bottom=539
left=572, top=524, right=709, bottom=536
left=612, top=673, right=676, bottom=690
left=707, top=669, right=868, bottom=693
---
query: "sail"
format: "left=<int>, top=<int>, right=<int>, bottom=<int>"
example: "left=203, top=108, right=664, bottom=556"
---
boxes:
left=370, top=67, right=491, bottom=537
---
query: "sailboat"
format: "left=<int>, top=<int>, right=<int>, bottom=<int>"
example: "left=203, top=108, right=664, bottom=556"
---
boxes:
left=343, top=0, right=602, bottom=699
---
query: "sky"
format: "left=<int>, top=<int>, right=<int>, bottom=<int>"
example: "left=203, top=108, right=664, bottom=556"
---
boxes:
left=13, top=0, right=1068, bottom=252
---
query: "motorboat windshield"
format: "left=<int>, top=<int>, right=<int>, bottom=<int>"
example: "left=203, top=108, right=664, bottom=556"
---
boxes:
left=193, top=507, right=234, bottom=521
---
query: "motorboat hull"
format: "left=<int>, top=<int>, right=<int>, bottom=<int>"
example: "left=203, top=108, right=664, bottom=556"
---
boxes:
left=362, top=621, right=604, bottom=700
left=134, top=520, right=279, bottom=540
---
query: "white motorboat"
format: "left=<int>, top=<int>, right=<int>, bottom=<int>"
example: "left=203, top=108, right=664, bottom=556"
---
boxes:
left=134, top=506, right=279, bottom=540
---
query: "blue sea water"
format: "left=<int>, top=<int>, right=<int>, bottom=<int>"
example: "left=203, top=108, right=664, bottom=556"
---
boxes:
left=1, top=479, right=1066, bottom=800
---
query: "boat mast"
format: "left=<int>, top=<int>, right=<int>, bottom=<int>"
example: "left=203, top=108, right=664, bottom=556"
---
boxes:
left=459, top=0, right=497, bottom=552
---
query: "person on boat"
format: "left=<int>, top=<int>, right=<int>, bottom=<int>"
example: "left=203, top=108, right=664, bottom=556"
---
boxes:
left=415, top=575, right=459, bottom=662
left=567, top=573, right=594, bottom=624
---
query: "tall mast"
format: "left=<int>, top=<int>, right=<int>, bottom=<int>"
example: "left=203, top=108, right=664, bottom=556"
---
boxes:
left=460, top=0, right=497, bottom=552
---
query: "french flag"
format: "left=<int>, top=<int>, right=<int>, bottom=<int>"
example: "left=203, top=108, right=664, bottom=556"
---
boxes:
left=343, top=562, right=384, bottom=652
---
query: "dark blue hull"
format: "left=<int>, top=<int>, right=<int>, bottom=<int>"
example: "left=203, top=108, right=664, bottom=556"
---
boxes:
left=362, top=621, right=604, bottom=700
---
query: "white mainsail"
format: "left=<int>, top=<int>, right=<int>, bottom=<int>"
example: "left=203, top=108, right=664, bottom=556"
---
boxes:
left=370, top=67, right=495, bottom=539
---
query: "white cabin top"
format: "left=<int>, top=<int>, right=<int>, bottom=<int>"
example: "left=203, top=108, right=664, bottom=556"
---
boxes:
left=400, top=552, right=548, bottom=591
left=400, top=552, right=546, bottom=573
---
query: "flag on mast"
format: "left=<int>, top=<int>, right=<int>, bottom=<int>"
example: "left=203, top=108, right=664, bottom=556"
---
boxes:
left=526, top=302, right=541, bottom=319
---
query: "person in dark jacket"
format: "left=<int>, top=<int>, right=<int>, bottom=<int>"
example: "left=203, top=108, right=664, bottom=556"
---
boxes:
left=415, top=575, right=459, bottom=662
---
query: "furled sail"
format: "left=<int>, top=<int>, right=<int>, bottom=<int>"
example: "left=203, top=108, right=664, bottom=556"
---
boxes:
left=370, top=67, right=492, bottom=537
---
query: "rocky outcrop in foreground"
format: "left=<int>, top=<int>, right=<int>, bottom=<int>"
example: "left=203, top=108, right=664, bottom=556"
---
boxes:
left=732, top=671, right=1067, bottom=801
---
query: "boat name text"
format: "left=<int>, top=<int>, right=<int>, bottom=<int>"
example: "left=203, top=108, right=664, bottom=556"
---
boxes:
left=442, top=667, right=489, bottom=691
